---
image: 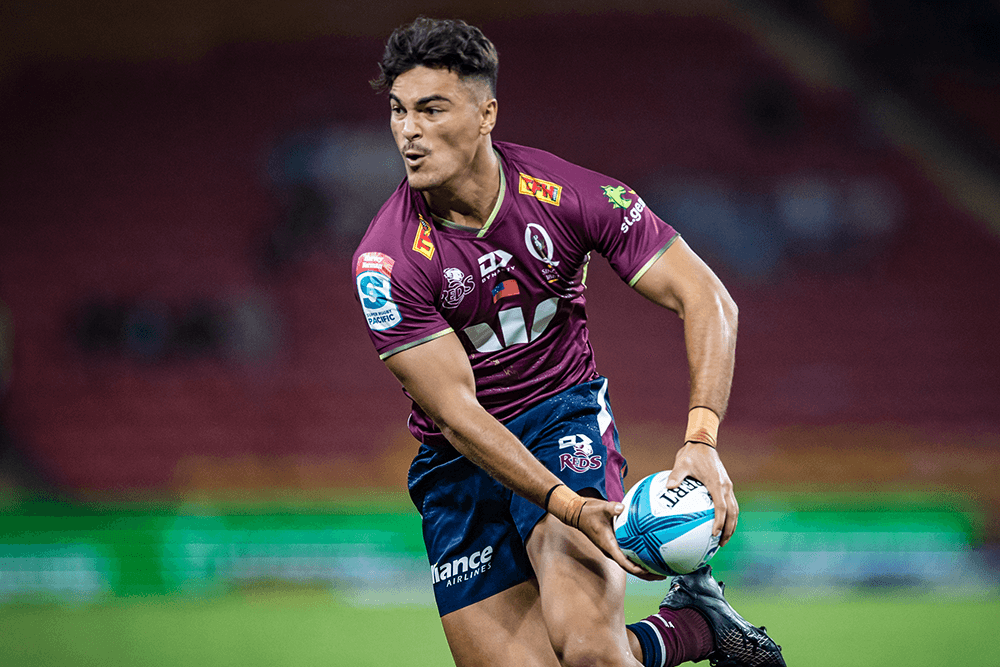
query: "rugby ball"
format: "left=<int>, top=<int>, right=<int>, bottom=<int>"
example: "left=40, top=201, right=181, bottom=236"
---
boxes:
left=614, top=471, right=720, bottom=576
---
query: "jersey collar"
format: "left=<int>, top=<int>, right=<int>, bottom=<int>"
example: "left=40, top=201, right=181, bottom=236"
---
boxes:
left=431, top=150, right=506, bottom=238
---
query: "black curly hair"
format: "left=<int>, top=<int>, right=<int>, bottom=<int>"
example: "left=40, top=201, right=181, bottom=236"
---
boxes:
left=371, top=17, right=498, bottom=97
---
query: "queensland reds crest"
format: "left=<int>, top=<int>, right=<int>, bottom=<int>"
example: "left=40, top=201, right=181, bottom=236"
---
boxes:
left=441, top=268, right=475, bottom=308
left=558, top=434, right=603, bottom=473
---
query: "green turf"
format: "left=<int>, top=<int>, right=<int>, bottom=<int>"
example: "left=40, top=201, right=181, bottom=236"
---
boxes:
left=1, top=590, right=996, bottom=666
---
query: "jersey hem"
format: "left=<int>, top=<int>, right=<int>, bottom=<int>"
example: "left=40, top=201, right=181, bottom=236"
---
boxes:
left=378, top=328, right=454, bottom=360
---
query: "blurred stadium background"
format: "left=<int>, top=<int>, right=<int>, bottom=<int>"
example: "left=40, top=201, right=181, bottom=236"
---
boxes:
left=1, top=0, right=998, bottom=665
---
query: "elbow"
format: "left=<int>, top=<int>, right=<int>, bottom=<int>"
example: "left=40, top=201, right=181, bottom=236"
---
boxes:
left=723, top=292, right=738, bottom=332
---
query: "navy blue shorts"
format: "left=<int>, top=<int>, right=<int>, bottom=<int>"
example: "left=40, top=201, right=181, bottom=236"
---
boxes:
left=407, top=377, right=628, bottom=617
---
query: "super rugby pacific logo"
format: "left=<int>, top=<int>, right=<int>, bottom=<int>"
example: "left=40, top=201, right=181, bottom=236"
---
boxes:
left=558, top=433, right=603, bottom=473
left=356, top=252, right=401, bottom=331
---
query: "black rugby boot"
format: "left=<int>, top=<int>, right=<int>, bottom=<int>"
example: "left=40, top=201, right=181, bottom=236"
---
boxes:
left=659, top=565, right=786, bottom=666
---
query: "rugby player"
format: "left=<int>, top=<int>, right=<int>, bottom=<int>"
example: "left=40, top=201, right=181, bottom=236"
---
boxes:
left=353, top=17, right=786, bottom=667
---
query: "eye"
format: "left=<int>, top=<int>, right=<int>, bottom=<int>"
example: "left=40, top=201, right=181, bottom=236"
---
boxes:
left=390, top=105, right=405, bottom=117
left=424, top=107, right=441, bottom=116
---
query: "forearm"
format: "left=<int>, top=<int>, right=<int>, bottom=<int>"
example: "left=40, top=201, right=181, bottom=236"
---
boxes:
left=682, top=285, right=737, bottom=421
left=436, top=402, right=563, bottom=510
left=631, top=239, right=738, bottom=421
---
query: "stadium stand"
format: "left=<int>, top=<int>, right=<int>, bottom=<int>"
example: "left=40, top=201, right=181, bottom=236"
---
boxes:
left=0, top=14, right=997, bottom=537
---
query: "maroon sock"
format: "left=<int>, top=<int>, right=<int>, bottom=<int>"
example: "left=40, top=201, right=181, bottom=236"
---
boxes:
left=627, top=607, right=714, bottom=667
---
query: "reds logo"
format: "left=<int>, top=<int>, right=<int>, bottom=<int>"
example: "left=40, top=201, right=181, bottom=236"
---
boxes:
left=558, top=434, right=603, bottom=473
left=441, top=268, right=474, bottom=308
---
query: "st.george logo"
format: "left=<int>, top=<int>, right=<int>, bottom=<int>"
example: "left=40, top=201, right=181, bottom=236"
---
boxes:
left=601, top=185, right=632, bottom=210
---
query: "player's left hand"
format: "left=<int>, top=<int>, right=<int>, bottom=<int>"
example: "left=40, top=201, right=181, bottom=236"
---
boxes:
left=576, top=499, right=666, bottom=581
left=665, top=442, right=738, bottom=546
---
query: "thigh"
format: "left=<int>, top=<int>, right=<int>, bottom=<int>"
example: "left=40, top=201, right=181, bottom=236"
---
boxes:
left=526, top=509, right=636, bottom=666
left=441, top=578, right=559, bottom=667
left=411, top=447, right=534, bottom=617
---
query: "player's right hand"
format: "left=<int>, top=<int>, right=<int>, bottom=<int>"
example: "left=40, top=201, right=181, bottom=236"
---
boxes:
left=665, top=442, right=739, bottom=546
left=576, top=499, right=666, bottom=581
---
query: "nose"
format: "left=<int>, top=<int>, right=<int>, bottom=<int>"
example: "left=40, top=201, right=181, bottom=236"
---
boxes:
left=401, top=112, right=420, bottom=140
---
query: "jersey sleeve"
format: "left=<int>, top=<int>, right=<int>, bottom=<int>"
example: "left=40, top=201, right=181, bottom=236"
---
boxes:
left=353, top=250, right=453, bottom=360
left=579, top=179, right=679, bottom=286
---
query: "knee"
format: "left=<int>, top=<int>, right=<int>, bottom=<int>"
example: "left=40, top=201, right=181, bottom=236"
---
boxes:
left=552, top=628, right=632, bottom=667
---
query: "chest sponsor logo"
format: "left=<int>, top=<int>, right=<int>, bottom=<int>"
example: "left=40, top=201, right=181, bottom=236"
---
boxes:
left=412, top=215, right=435, bottom=260
left=441, top=268, right=475, bottom=308
left=462, top=297, right=559, bottom=353
left=478, top=249, right=513, bottom=281
left=518, top=173, right=562, bottom=206
left=558, top=433, right=604, bottom=473
left=431, top=544, right=493, bottom=587
left=524, top=222, right=560, bottom=268
left=356, top=252, right=400, bottom=331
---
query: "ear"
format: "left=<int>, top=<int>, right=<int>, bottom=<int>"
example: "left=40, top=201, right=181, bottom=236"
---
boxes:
left=480, top=98, right=498, bottom=136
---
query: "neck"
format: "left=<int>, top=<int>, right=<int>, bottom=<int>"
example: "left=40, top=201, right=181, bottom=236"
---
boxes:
left=422, top=140, right=500, bottom=229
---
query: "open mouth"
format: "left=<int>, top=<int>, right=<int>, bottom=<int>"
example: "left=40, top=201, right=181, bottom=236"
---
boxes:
left=403, top=144, right=429, bottom=168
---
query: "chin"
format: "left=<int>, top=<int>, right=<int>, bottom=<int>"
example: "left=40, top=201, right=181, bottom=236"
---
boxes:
left=405, top=171, right=439, bottom=192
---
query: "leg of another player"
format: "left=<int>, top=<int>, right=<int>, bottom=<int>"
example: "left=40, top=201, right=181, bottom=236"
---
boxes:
left=440, top=578, right=561, bottom=667
left=526, top=511, right=640, bottom=667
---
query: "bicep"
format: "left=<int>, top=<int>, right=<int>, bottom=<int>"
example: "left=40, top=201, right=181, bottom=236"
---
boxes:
left=383, top=332, right=480, bottom=427
left=631, top=237, right=731, bottom=317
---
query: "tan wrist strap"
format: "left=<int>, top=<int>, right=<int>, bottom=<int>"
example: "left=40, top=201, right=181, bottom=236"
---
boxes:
left=547, top=484, right=586, bottom=528
left=685, top=406, right=720, bottom=449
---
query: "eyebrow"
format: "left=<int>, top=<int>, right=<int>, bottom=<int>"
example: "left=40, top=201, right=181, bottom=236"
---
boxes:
left=389, top=93, right=452, bottom=106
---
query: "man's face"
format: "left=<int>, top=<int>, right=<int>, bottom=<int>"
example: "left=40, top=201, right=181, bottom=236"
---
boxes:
left=389, top=66, right=494, bottom=192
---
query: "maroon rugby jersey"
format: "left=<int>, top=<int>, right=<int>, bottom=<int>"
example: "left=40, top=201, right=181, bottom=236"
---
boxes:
left=353, top=141, right=678, bottom=446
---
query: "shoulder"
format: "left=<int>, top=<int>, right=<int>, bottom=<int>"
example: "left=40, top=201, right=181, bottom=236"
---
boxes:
left=352, top=181, right=437, bottom=286
left=494, top=141, right=624, bottom=209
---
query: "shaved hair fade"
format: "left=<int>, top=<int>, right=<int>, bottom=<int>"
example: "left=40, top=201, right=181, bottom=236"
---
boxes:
left=371, top=17, right=499, bottom=97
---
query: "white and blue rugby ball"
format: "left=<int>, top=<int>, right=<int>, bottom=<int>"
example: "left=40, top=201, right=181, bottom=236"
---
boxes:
left=614, top=470, right=721, bottom=576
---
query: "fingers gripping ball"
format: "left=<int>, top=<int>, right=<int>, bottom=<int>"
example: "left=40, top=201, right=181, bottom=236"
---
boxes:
left=613, top=471, right=721, bottom=576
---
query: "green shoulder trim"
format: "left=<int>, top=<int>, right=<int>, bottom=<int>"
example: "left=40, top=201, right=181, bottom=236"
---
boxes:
left=627, top=234, right=679, bottom=287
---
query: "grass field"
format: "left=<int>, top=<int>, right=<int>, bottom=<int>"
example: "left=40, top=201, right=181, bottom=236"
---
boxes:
left=1, top=587, right=996, bottom=666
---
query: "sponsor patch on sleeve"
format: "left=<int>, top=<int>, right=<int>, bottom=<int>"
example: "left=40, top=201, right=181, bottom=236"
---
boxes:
left=412, top=215, right=436, bottom=260
left=356, top=252, right=395, bottom=277
left=601, top=185, right=633, bottom=210
left=518, top=173, right=562, bottom=206
left=356, top=252, right=401, bottom=331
